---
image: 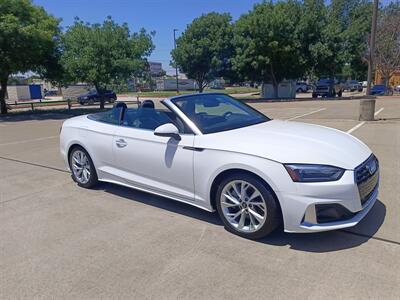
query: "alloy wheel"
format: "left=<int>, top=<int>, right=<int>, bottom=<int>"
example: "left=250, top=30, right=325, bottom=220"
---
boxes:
left=220, top=180, right=267, bottom=233
left=71, top=150, right=91, bottom=184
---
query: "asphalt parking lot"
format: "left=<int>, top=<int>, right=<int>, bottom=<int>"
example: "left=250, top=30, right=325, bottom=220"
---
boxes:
left=1, top=97, right=399, bottom=299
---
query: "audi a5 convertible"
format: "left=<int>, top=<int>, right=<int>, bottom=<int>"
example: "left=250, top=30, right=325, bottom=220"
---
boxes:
left=60, top=93, right=379, bottom=239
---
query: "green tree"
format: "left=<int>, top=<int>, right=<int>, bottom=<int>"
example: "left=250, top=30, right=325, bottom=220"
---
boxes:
left=232, top=1, right=305, bottom=98
left=310, top=0, right=372, bottom=80
left=0, top=0, right=60, bottom=114
left=61, top=17, right=154, bottom=108
left=171, top=12, right=233, bottom=92
left=374, top=1, right=400, bottom=88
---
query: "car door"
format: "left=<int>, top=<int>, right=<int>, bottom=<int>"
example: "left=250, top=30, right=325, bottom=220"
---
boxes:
left=112, top=107, right=195, bottom=202
left=84, top=110, right=120, bottom=177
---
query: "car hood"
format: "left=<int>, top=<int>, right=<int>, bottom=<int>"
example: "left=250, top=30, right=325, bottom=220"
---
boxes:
left=196, top=120, right=371, bottom=169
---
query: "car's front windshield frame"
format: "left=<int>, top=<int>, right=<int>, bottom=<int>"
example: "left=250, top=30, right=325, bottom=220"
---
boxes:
left=169, top=93, right=270, bottom=135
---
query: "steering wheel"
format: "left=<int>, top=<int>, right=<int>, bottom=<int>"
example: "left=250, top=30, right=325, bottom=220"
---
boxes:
left=223, top=111, right=233, bottom=120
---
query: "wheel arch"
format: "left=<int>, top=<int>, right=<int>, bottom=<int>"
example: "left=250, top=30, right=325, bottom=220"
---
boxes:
left=209, top=168, right=282, bottom=221
left=67, top=142, right=93, bottom=167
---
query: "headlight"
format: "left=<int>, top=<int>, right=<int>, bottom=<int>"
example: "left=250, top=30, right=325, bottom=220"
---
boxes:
left=284, top=164, right=345, bottom=182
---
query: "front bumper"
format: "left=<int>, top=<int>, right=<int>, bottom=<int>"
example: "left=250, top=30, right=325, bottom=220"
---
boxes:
left=276, top=169, right=379, bottom=233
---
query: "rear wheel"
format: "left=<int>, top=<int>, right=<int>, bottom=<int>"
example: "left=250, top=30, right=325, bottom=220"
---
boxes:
left=216, top=173, right=281, bottom=239
left=69, top=146, right=98, bottom=188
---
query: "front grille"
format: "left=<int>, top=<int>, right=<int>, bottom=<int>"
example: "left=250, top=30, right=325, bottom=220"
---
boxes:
left=355, top=155, right=379, bottom=205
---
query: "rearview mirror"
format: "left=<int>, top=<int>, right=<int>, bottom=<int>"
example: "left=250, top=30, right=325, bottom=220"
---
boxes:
left=154, top=123, right=181, bottom=140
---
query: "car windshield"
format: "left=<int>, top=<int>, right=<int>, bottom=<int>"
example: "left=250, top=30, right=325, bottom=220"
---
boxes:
left=171, top=93, right=270, bottom=134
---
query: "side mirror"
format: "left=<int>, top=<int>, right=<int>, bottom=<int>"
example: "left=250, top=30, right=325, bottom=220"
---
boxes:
left=154, top=123, right=181, bottom=141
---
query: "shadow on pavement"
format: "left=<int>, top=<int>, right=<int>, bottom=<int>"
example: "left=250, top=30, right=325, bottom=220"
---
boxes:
left=100, top=182, right=386, bottom=253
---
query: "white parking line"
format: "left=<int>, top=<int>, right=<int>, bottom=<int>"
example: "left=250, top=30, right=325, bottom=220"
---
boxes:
left=347, top=122, right=366, bottom=134
left=347, top=107, right=385, bottom=135
left=0, top=136, right=57, bottom=146
left=375, top=107, right=384, bottom=116
left=286, top=108, right=326, bottom=121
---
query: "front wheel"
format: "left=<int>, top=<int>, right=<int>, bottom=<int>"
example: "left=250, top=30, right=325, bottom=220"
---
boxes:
left=69, top=146, right=98, bottom=188
left=216, top=173, right=281, bottom=239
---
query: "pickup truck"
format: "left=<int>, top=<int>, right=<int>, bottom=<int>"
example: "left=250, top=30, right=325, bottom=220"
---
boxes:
left=312, top=79, right=344, bottom=98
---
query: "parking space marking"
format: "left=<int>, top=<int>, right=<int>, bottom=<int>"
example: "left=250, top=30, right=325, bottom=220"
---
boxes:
left=0, top=136, right=57, bottom=146
left=286, top=108, right=326, bottom=121
left=347, top=107, right=385, bottom=134
left=347, top=122, right=366, bottom=134
left=375, top=107, right=384, bottom=116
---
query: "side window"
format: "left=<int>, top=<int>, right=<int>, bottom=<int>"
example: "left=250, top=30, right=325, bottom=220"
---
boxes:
left=122, top=108, right=190, bottom=133
left=88, top=109, right=121, bottom=125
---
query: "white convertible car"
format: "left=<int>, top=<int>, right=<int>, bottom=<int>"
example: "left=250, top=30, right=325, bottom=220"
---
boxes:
left=60, top=93, right=379, bottom=239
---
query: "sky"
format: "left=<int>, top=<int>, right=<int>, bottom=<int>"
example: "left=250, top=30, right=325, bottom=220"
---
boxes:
left=33, top=0, right=262, bottom=74
left=33, top=0, right=393, bottom=75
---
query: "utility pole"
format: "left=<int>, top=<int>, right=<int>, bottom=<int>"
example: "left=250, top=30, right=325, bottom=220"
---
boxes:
left=360, top=0, right=379, bottom=122
left=366, top=0, right=379, bottom=96
left=173, top=29, right=179, bottom=94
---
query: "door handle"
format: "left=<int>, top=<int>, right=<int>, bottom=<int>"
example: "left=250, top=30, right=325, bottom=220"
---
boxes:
left=115, top=138, right=127, bottom=148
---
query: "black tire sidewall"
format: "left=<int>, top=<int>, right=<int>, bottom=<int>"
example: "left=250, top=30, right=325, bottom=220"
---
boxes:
left=69, top=146, right=98, bottom=188
left=215, top=173, right=281, bottom=240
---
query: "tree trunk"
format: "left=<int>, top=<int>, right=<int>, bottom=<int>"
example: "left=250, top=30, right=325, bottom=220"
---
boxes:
left=272, top=83, right=279, bottom=99
left=95, top=84, right=105, bottom=109
left=270, top=65, right=279, bottom=99
left=0, top=76, right=9, bottom=115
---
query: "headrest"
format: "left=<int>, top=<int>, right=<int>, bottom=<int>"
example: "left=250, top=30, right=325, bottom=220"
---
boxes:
left=114, top=102, right=127, bottom=109
left=141, top=100, right=155, bottom=109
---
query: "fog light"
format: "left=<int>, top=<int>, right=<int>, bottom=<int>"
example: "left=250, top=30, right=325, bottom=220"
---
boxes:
left=315, top=204, right=355, bottom=223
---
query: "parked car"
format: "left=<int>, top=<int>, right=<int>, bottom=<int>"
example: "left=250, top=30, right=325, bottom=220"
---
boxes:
left=370, top=85, right=393, bottom=96
left=44, top=89, right=58, bottom=97
left=60, top=93, right=379, bottom=239
left=345, top=80, right=363, bottom=92
left=296, top=81, right=309, bottom=93
left=394, top=85, right=400, bottom=92
left=77, top=89, right=117, bottom=105
left=312, top=78, right=344, bottom=98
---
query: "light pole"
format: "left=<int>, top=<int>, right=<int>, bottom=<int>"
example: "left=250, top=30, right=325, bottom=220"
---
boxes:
left=366, top=0, right=379, bottom=96
left=360, top=0, right=379, bottom=121
left=173, top=29, right=179, bottom=94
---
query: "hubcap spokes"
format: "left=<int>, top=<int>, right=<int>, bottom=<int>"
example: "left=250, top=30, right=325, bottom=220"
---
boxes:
left=71, top=150, right=91, bottom=184
left=221, top=180, right=267, bottom=233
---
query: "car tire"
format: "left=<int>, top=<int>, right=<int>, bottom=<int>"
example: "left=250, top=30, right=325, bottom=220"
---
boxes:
left=312, top=93, right=317, bottom=98
left=216, top=173, right=281, bottom=240
left=69, top=146, right=98, bottom=189
left=338, top=90, right=343, bottom=97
